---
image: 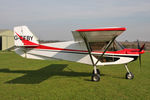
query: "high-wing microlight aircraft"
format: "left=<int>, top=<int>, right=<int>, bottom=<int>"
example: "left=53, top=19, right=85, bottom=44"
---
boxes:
left=14, top=26, right=145, bottom=82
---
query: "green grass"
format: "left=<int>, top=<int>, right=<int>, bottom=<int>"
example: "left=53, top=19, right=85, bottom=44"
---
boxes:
left=0, top=51, right=149, bottom=100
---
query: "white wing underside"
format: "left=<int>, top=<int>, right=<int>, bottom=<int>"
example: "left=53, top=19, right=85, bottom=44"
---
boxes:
left=72, top=30, right=124, bottom=42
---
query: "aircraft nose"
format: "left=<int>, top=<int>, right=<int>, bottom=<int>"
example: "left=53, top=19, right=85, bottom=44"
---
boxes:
left=140, top=50, right=145, bottom=54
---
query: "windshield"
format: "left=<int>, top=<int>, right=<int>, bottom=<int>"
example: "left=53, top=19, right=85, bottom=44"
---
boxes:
left=115, top=40, right=125, bottom=50
left=103, top=40, right=125, bottom=51
left=89, top=41, right=125, bottom=51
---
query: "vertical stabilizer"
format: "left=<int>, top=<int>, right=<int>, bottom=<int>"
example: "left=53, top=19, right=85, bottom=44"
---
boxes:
left=14, top=26, right=39, bottom=46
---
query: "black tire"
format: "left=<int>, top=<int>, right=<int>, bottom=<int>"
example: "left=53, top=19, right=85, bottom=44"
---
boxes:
left=92, top=69, right=100, bottom=75
left=91, top=74, right=100, bottom=82
left=126, top=72, right=134, bottom=79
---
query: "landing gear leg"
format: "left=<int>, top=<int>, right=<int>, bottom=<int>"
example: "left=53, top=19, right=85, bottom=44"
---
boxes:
left=91, top=66, right=100, bottom=82
left=124, top=64, right=134, bottom=79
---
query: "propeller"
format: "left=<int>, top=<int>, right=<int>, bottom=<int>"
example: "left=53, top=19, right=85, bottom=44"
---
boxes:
left=137, top=40, right=145, bottom=70
left=137, top=40, right=140, bottom=49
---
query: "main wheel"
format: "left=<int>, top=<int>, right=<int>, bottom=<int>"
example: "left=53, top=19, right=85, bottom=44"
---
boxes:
left=91, top=74, right=100, bottom=82
left=126, top=72, right=134, bottom=79
left=92, top=69, right=100, bottom=75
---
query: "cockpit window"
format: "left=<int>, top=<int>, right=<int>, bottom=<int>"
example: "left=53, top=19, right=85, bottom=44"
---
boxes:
left=115, top=41, right=125, bottom=49
left=103, top=40, right=124, bottom=51
left=89, top=41, right=124, bottom=51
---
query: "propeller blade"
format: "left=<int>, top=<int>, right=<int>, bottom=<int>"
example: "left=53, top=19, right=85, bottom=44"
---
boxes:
left=139, top=54, right=141, bottom=71
left=137, top=40, right=140, bottom=49
left=138, top=43, right=145, bottom=71
left=137, top=41, right=144, bottom=71
left=139, top=44, right=145, bottom=52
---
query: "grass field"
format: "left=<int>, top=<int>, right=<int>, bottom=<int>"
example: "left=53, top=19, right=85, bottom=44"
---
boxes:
left=0, top=51, right=149, bottom=100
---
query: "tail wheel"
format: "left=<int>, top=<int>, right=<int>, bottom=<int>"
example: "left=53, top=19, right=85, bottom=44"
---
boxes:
left=92, top=74, right=100, bottom=82
left=126, top=72, right=134, bottom=79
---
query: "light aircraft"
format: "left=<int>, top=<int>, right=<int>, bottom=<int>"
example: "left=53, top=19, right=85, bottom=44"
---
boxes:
left=14, top=26, right=145, bottom=82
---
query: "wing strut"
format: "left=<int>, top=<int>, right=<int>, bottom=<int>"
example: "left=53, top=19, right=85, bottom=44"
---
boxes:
left=94, top=36, right=117, bottom=65
left=79, top=32, right=95, bottom=66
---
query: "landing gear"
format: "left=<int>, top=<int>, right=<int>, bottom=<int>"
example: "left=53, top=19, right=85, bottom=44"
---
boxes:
left=79, top=32, right=117, bottom=82
left=126, top=72, right=134, bottom=79
left=124, top=64, right=134, bottom=80
left=92, top=74, right=100, bottom=82
left=92, top=68, right=100, bottom=82
left=92, top=69, right=100, bottom=75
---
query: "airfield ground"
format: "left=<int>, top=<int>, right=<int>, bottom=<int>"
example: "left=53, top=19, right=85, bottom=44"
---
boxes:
left=0, top=51, right=149, bottom=100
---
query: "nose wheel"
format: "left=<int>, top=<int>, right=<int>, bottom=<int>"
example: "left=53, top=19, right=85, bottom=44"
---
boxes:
left=126, top=72, right=134, bottom=79
left=124, top=64, right=134, bottom=80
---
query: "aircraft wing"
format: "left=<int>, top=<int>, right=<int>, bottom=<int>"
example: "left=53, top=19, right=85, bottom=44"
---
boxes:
left=72, top=27, right=126, bottom=66
left=72, top=27, right=126, bottom=42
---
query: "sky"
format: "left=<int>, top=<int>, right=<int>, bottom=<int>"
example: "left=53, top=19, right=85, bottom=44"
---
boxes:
left=0, top=0, right=150, bottom=41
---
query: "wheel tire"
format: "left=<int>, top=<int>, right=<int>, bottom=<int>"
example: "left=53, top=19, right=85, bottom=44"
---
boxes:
left=92, top=69, right=100, bottom=75
left=91, top=74, right=100, bottom=82
left=126, top=72, right=134, bottom=79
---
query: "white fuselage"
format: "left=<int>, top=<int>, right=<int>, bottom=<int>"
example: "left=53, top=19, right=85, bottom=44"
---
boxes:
left=15, top=41, right=137, bottom=66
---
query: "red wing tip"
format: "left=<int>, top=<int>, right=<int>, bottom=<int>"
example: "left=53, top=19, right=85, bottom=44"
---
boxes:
left=76, top=27, right=126, bottom=32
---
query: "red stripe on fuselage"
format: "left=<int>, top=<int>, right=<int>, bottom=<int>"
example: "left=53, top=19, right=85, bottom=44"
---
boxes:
left=28, top=44, right=88, bottom=53
left=27, top=44, right=144, bottom=55
left=15, top=32, right=144, bottom=55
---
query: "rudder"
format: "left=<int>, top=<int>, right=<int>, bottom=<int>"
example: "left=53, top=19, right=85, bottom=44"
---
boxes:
left=14, top=26, right=39, bottom=46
